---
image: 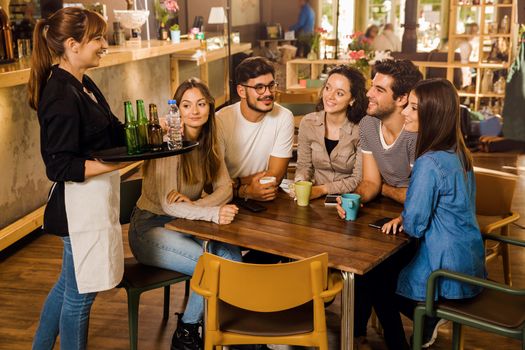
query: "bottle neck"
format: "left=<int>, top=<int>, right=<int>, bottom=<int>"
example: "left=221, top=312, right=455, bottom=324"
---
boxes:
left=125, top=106, right=135, bottom=124
left=150, top=111, right=160, bottom=124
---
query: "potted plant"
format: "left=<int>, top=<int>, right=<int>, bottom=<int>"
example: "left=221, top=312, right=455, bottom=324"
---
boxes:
left=154, top=0, right=179, bottom=40
left=170, top=23, right=181, bottom=43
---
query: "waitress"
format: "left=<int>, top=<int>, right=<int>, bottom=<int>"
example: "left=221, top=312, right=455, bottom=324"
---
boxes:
left=28, top=8, right=130, bottom=350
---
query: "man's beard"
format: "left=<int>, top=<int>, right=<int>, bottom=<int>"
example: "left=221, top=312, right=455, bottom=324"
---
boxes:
left=368, top=102, right=396, bottom=120
left=246, top=93, right=274, bottom=114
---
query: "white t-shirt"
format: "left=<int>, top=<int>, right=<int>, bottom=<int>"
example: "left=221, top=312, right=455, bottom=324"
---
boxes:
left=216, top=102, right=295, bottom=178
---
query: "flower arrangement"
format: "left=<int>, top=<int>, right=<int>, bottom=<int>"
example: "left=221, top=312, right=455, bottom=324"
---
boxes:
left=311, top=27, right=327, bottom=54
left=345, top=32, right=374, bottom=71
left=170, top=23, right=179, bottom=31
left=154, top=0, right=179, bottom=27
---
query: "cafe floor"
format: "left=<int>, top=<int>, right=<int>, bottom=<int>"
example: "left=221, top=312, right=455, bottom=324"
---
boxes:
left=1, top=152, right=524, bottom=350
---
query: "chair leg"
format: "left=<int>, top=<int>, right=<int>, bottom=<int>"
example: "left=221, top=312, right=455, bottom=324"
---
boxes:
left=204, top=339, right=213, bottom=350
left=452, top=322, right=463, bottom=350
left=185, top=279, right=190, bottom=297
left=126, top=288, right=141, bottom=350
left=412, top=306, right=426, bottom=350
left=319, top=335, right=329, bottom=350
left=163, top=285, right=171, bottom=320
left=501, top=225, right=512, bottom=286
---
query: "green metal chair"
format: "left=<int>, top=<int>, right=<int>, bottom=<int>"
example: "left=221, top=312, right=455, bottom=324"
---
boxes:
left=119, top=178, right=191, bottom=350
left=412, top=232, right=525, bottom=350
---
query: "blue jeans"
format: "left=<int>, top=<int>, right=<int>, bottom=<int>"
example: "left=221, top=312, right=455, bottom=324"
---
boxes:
left=33, top=236, right=97, bottom=350
left=128, top=207, right=242, bottom=324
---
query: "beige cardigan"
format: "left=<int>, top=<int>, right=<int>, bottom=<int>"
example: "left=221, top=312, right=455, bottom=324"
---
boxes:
left=295, top=111, right=362, bottom=194
left=137, top=151, right=232, bottom=224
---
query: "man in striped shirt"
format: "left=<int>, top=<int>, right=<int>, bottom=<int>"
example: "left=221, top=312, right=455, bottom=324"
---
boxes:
left=336, top=59, right=423, bottom=350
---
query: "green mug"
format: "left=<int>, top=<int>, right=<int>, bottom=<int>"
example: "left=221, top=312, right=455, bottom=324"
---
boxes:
left=294, top=181, right=312, bottom=206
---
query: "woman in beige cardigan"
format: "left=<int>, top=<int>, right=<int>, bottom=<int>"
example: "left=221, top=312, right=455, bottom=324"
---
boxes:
left=129, top=78, right=241, bottom=350
left=294, top=65, right=368, bottom=199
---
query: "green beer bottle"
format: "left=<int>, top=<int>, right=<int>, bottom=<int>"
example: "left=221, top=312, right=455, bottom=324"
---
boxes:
left=136, top=99, right=149, bottom=152
left=148, top=103, right=164, bottom=151
left=124, top=101, right=139, bottom=155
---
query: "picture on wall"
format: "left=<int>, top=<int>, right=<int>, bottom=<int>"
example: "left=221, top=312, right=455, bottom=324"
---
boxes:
left=232, top=0, right=259, bottom=26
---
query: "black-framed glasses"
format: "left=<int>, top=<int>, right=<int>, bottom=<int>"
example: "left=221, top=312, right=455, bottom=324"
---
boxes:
left=240, top=81, right=278, bottom=95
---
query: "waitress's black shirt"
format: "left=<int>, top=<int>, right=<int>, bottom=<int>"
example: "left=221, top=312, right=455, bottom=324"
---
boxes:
left=38, top=66, right=125, bottom=236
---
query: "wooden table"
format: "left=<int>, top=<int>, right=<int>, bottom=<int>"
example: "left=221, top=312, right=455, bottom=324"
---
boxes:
left=166, top=192, right=410, bottom=350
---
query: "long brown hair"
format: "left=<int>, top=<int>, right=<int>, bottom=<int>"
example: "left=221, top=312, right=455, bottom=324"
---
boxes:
left=413, top=79, right=473, bottom=171
left=28, top=7, right=107, bottom=110
left=315, top=65, right=368, bottom=124
left=173, top=78, right=221, bottom=185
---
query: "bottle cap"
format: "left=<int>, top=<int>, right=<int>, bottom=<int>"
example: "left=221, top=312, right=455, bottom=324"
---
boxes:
left=168, top=99, right=177, bottom=104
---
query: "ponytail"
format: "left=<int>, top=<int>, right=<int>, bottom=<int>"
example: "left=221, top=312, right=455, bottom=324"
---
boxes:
left=27, top=7, right=107, bottom=111
left=28, top=19, right=53, bottom=110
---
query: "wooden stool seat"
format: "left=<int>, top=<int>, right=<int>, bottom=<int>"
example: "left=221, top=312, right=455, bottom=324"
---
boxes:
left=121, top=257, right=189, bottom=289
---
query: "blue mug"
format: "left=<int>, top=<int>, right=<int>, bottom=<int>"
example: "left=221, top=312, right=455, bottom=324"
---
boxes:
left=341, top=193, right=361, bottom=221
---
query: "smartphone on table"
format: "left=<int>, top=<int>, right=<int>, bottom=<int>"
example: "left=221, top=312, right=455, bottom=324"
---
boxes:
left=368, top=217, right=393, bottom=229
left=324, top=194, right=339, bottom=206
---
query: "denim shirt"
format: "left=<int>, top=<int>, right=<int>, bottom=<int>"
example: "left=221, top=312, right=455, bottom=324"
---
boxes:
left=396, top=150, right=486, bottom=301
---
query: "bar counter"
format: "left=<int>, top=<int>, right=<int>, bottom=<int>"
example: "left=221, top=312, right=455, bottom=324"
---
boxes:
left=0, top=39, right=201, bottom=89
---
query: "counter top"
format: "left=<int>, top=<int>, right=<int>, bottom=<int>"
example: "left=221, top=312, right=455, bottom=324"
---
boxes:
left=0, top=39, right=201, bottom=89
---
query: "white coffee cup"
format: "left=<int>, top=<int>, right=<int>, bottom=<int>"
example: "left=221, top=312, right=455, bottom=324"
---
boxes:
left=259, top=176, right=276, bottom=185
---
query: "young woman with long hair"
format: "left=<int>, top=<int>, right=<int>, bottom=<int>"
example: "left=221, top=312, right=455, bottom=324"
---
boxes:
left=294, top=65, right=367, bottom=199
left=29, top=8, right=130, bottom=350
left=128, top=78, right=242, bottom=350
left=381, top=79, right=486, bottom=349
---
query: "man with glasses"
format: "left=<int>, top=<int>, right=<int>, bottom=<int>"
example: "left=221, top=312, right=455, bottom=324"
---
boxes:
left=217, top=56, right=294, bottom=203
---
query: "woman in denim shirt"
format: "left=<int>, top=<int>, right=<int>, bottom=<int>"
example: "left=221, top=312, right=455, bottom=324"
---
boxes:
left=382, top=79, right=485, bottom=349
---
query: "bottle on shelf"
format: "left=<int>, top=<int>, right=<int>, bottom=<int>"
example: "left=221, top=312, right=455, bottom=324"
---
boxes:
left=148, top=103, right=164, bottom=152
left=493, top=75, right=506, bottom=94
left=124, top=101, right=140, bottom=155
left=499, top=15, right=510, bottom=34
left=165, top=99, right=183, bottom=150
left=481, top=69, right=494, bottom=93
left=112, top=22, right=125, bottom=46
left=0, top=6, right=15, bottom=62
left=136, top=99, right=149, bottom=152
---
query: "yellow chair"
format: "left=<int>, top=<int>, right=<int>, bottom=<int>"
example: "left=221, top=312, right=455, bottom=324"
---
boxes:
left=191, top=252, right=342, bottom=350
left=474, top=168, right=520, bottom=286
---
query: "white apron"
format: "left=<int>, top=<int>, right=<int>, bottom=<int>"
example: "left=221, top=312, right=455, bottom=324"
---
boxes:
left=64, top=170, right=124, bottom=294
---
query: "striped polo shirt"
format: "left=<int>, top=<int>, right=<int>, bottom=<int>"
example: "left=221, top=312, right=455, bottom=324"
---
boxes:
left=359, top=115, right=417, bottom=187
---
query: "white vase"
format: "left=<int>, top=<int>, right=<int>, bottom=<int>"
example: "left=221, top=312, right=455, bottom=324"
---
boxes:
left=170, top=30, right=181, bottom=44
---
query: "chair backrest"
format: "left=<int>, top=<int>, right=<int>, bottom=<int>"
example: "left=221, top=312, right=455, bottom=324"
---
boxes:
left=275, top=91, right=318, bottom=104
left=120, top=179, right=143, bottom=224
left=280, top=103, right=317, bottom=117
left=474, top=168, right=517, bottom=216
left=200, top=252, right=328, bottom=312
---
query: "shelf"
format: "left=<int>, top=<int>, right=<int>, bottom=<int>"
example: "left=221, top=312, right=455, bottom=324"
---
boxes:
left=448, top=0, right=514, bottom=111
left=477, top=93, right=506, bottom=97
left=453, top=34, right=512, bottom=38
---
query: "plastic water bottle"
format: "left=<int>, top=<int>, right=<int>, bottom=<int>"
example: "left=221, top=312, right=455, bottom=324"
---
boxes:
left=166, top=99, right=183, bottom=150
